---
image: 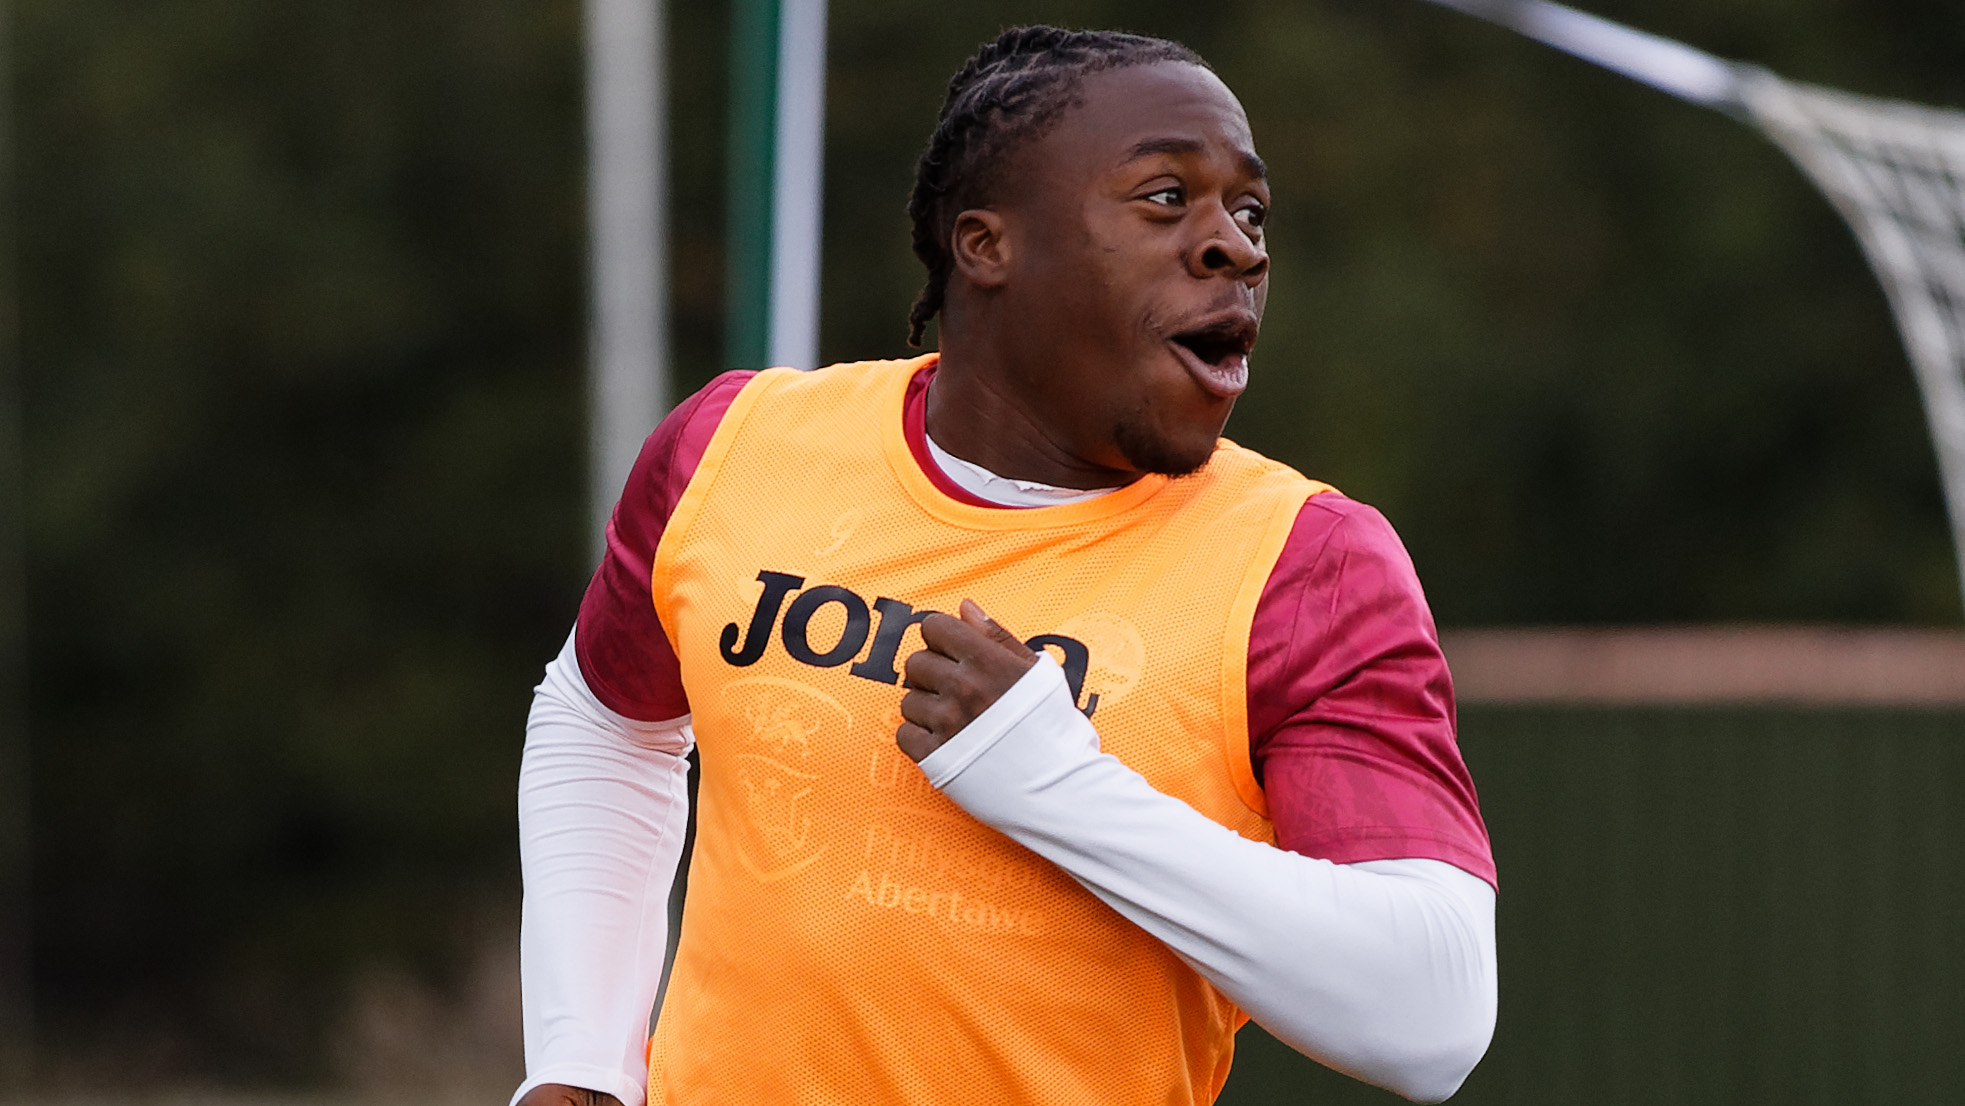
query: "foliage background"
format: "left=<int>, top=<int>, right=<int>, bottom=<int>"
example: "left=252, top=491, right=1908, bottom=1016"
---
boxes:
left=8, top=0, right=1964, bottom=1090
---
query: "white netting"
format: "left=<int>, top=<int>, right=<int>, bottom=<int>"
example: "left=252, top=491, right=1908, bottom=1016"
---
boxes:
left=1736, top=73, right=1965, bottom=604
left=1419, top=0, right=1965, bottom=607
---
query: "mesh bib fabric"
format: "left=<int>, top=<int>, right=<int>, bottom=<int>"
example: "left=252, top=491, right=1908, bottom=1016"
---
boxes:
left=647, top=357, right=1327, bottom=1105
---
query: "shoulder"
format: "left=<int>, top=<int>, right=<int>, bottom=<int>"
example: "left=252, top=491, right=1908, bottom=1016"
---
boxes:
left=1248, top=492, right=1442, bottom=725
left=1202, top=437, right=1421, bottom=587
left=616, top=370, right=758, bottom=530
left=727, top=356, right=931, bottom=419
left=1193, top=434, right=1421, bottom=597
left=669, top=369, right=759, bottom=460
left=1286, top=493, right=1422, bottom=591
left=1288, top=494, right=1434, bottom=666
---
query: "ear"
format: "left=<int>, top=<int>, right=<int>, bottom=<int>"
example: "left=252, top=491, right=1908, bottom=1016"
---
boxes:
left=949, top=208, right=1012, bottom=289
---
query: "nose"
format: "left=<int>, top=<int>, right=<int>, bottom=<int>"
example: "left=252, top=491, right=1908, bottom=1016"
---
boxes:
left=1188, top=205, right=1267, bottom=284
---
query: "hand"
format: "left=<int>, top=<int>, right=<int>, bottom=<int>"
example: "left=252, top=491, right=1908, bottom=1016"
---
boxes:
left=896, top=599, right=1038, bottom=762
left=514, top=1086, right=623, bottom=1106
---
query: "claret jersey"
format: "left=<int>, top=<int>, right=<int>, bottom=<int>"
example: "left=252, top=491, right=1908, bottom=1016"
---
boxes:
left=573, top=355, right=1495, bottom=1105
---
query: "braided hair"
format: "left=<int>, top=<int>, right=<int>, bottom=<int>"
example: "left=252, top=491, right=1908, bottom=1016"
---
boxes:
left=904, top=27, right=1208, bottom=347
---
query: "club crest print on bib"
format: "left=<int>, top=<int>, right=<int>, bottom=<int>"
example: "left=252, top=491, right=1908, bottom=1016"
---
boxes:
left=720, top=675, right=839, bottom=881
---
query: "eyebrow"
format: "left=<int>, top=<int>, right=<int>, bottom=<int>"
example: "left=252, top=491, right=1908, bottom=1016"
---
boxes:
left=1122, top=137, right=1267, bottom=181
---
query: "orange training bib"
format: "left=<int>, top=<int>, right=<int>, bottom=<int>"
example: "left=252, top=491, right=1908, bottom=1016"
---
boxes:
left=647, top=357, right=1326, bottom=1105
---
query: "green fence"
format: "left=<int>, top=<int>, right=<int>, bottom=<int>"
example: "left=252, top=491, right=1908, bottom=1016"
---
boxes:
left=1219, top=706, right=1965, bottom=1105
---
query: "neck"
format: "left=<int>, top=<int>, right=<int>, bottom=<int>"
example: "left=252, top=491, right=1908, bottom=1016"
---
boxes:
left=927, top=329, right=1141, bottom=492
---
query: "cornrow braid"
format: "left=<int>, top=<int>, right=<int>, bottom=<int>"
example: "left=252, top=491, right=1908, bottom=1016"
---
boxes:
left=904, top=26, right=1208, bottom=347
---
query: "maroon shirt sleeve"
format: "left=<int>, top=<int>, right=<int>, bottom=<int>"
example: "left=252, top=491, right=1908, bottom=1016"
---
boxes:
left=1248, top=494, right=1497, bottom=889
left=574, top=370, right=756, bottom=720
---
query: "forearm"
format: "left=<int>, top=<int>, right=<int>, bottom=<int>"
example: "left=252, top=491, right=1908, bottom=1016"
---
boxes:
left=918, top=658, right=1497, bottom=1103
left=514, top=632, right=693, bottom=1106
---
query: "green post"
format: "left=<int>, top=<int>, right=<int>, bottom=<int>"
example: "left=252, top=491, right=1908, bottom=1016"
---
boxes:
left=725, top=0, right=780, bottom=370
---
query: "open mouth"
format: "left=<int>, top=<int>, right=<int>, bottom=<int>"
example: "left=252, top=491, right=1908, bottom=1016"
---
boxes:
left=1168, top=316, right=1258, bottom=397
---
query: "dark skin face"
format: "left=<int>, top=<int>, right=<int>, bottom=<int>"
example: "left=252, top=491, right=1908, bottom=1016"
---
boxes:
left=927, top=60, right=1271, bottom=489
left=897, top=62, right=1273, bottom=762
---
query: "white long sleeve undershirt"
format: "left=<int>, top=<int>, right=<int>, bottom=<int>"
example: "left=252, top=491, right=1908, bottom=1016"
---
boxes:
left=514, top=633, right=692, bottom=1106
left=921, top=654, right=1497, bottom=1103
left=516, top=439, right=1496, bottom=1106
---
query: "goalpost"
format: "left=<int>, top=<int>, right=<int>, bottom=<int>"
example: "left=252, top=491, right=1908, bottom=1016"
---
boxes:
left=585, top=0, right=828, bottom=549
left=586, top=0, right=831, bottom=1015
left=1415, top=0, right=1965, bottom=612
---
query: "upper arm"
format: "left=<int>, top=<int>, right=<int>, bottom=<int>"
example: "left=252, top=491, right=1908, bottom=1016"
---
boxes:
left=1247, top=497, right=1496, bottom=889
left=575, top=371, right=755, bottom=722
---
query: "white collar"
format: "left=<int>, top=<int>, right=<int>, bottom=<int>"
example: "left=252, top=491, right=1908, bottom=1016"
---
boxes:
left=923, top=434, right=1118, bottom=508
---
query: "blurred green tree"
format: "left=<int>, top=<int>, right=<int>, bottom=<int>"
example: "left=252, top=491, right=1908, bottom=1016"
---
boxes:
left=18, top=0, right=593, bottom=1079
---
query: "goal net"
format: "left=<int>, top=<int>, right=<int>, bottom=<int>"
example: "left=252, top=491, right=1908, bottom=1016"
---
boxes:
left=1736, top=74, right=1965, bottom=603
left=1419, top=0, right=1965, bottom=609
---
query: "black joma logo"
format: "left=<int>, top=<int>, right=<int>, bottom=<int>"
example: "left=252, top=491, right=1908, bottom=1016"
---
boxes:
left=720, top=570, right=1100, bottom=718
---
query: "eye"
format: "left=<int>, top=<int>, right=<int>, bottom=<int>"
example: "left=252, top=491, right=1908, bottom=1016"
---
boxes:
left=1141, top=185, right=1184, bottom=208
left=1236, top=201, right=1267, bottom=231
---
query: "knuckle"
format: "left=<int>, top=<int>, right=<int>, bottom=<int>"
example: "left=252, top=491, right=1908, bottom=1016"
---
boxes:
left=902, top=652, right=936, bottom=684
left=898, top=689, right=931, bottom=721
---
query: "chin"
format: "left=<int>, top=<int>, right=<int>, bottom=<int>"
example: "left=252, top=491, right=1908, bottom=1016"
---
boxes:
left=1113, top=419, right=1218, bottom=478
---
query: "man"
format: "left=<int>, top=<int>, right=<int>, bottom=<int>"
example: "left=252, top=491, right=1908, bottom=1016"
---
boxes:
left=515, top=26, right=1496, bottom=1106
